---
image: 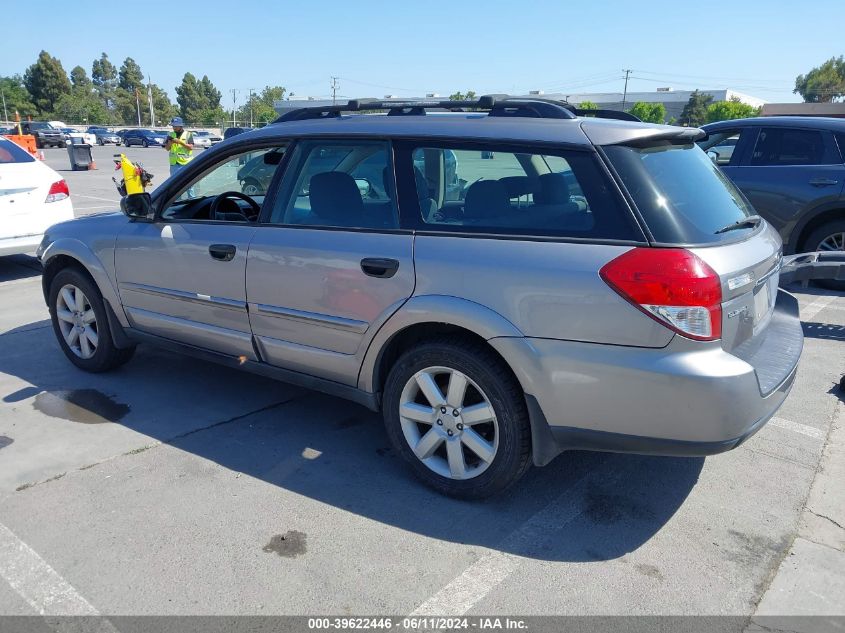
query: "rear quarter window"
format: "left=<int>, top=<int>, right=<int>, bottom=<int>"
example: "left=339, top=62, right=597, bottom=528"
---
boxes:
left=0, top=139, right=36, bottom=163
left=604, top=142, right=755, bottom=245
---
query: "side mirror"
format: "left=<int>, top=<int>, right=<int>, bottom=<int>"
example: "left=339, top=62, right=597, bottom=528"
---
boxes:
left=706, top=150, right=720, bottom=164
left=120, top=193, right=154, bottom=220
left=355, top=178, right=373, bottom=197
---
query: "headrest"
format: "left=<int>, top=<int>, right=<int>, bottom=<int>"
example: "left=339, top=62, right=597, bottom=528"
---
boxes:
left=309, top=171, right=363, bottom=223
left=464, top=180, right=511, bottom=220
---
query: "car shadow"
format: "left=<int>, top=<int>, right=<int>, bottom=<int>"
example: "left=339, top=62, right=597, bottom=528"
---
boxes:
left=803, top=321, right=845, bottom=342
left=0, top=319, right=703, bottom=562
left=0, top=255, right=42, bottom=282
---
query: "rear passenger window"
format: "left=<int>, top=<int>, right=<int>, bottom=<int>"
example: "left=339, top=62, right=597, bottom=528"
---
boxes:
left=835, top=133, right=845, bottom=163
left=750, top=128, right=831, bottom=166
left=270, top=140, right=398, bottom=230
left=406, top=145, right=639, bottom=240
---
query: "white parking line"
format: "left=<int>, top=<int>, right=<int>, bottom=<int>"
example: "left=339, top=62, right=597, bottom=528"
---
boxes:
left=0, top=521, right=106, bottom=620
left=769, top=416, right=826, bottom=440
left=71, top=194, right=118, bottom=203
left=410, top=469, right=614, bottom=616
left=800, top=294, right=841, bottom=321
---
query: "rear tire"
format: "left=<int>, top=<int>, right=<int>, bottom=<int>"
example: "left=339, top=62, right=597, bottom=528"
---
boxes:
left=142, top=139, right=149, bottom=148
left=48, top=268, right=136, bottom=373
left=804, top=219, right=845, bottom=292
left=382, top=336, right=532, bottom=499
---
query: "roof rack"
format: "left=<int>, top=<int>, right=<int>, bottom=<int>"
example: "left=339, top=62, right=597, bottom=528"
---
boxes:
left=272, top=95, right=642, bottom=124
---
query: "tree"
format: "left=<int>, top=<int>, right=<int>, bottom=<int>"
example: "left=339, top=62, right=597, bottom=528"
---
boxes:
left=70, top=66, right=92, bottom=93
left=577, top=100, right=599, bottom=110
left=705, top=97, right=759, bottom=123
left=91, top=53, right=117, bottom=101
left=794, top=56, right=845, bottom=103
left=149, top=84, right=175, bottom=126
left=0, top=75, right=37, bottom=119
left=237, top=85, right=286, bottom=126
left=628, top=101, right=666, bottom=123
left=54, top=91, right=111, bottom=125
left=176, top=72, right=225, bottom=125
left=679, top=90, right=713, bottom=127
left=118, top=57, right=144, bottom=92
left=449, top=90, right=476, bottom=101
left=23, top=50, right=71, bottom=115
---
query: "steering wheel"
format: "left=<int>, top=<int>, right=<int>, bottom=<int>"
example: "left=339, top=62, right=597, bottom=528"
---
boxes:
left=209, top=191, right=261, bottom=221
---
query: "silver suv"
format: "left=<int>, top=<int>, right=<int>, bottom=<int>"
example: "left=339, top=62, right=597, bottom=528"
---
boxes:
left=38, top=96, right=805, bottom=498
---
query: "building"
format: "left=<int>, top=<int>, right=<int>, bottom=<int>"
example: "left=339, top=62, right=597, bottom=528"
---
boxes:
left=274, top=89, right=766, bottom=123
left=761, top=102, right=845, bottom=118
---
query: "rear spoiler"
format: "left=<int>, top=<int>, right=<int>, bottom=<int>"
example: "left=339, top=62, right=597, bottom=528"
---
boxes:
left=779, top=251, right=845, bottom=287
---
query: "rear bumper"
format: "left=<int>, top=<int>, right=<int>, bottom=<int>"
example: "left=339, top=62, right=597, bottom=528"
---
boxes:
left=490, top=290, right=803, bottom=466
left=0, top=233, right=48, bottom=256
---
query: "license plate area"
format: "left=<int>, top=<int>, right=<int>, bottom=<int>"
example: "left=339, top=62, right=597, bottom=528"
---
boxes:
left=752, top=273, right=778, bottom=335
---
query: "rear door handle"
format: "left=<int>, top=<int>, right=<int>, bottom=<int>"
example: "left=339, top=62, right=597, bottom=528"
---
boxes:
left=809, top=178, right=839, bottom=187
left=360, top=257, right=400, bottom=278
left=209, top=244, right=236, bottom=261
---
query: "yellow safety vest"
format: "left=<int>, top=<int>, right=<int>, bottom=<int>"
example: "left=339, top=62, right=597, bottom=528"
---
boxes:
left=168, top=130, right=193, bottom=166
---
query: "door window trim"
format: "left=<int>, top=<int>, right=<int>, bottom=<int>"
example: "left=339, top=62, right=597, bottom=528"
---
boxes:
left=744, top=126, right=840, bottom=167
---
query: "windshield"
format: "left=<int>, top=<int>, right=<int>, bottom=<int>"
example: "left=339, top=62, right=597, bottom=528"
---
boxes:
left=29, top=122, right=53, bottom=130
left=604, top=142, right=755, bottom=244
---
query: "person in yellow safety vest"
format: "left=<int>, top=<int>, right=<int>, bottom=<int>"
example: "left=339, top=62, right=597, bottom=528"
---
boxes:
left=164, top=117, right=194, bottom=177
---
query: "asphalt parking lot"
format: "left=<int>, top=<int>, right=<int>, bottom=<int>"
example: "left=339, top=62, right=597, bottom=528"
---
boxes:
left=0, top=145, right=844, bottom=626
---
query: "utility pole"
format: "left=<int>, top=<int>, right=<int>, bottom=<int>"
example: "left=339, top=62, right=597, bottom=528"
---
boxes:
left=134, top=87, right=141, bottom=126
left=230, top=88, right=238, bottom=127
left=248, top=88, right=254, bottom=127
left=0, top=87, right=8, bottom=124
left=147, top=75, right=155, bottom=127
left=621, top=69, right=632, bottom=110
left=330, top=77, right=339, bottom=105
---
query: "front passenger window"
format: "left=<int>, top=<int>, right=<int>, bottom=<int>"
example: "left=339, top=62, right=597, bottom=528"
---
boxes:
left=270, top=140, right=398, bottom=229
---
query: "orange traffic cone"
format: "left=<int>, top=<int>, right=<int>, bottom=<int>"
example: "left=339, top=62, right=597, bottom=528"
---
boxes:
left=89, top=160, right=97, bottom=170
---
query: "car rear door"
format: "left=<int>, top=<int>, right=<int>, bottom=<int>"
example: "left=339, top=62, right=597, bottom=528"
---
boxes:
left=246, top=139, right=414, bottom=386
left=114, top=143, right=287, bottom=359
left=721, top=125, right=845, bottom=249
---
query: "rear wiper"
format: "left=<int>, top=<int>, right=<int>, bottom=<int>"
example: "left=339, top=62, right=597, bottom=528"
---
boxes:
left=714, top=215, right=762, bottom=234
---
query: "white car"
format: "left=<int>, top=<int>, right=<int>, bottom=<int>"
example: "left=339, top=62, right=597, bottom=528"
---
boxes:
left=0, top=137, right=74, bottom=256
left=189, top=131, right=211, bottom=149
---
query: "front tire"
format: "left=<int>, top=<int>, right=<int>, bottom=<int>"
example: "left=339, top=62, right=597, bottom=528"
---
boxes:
left=804, top=220, right=845, bottom=292
left=142, top=139, right=149, bottom=148
left=382, top=337, right=532, bottom=499
left=48, top=268, right=136, bottom=372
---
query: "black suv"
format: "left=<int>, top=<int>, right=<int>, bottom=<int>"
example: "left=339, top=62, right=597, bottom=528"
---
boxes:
left=20, top=121, right=64, bottom=148
left=700, top=117, right=845, bottom=288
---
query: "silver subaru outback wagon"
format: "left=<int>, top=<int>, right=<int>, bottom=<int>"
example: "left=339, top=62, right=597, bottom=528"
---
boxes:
left=37, top=97, right=804, bottom=498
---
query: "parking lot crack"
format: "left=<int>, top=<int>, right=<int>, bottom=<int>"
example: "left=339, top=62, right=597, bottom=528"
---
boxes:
left=807, top=510, right=845, bottom=531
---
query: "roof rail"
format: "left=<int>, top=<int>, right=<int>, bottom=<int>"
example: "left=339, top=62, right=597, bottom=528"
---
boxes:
left=273, top=95, right=581, bottom=123
left=568, top=107, right=642, bottom=122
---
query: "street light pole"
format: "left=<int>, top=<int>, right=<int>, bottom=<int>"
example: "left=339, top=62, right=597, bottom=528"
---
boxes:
left=0, top=87, right=8, bottom=124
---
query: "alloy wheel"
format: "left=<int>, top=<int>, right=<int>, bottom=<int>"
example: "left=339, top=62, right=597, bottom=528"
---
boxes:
left=398, top=366, right=499, bottom=480
left=55, top=284, right=99, bottom=359
left=818, top=231, right=845, bottom=252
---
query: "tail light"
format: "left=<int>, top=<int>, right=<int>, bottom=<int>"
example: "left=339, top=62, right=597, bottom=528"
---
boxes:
left=45, top=180, right=69, bottom=203
left=600, top=247, right=722, bottom=341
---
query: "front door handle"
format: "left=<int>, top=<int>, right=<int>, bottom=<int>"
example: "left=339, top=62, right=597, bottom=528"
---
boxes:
left=360, top=257, right=400, bottom=278
left=809, top=178, right=839, bottom=187
left=209, top=244, right=236, bottom=261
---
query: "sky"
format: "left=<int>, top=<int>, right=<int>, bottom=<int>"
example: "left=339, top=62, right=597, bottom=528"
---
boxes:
left=2, top=0, right=841, bottom=107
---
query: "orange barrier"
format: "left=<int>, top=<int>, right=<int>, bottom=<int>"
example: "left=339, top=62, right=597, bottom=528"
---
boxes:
left=3, top=134, right=38, bottom=158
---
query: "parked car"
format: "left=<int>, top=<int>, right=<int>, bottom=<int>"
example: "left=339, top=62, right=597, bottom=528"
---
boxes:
left=123, top=129, right=166, bottom=148
left=190, top=131, right=211, bottom=149
left=700, top=117, right=845, bottom=290
left=223, top=126, right=253, bottom=140
left=39, top=96, right=809, bottom=498
left=20, top=121, right=64, bottom=148
left=87, top=127, right=122, bottom=145
left=193, top=130, right=222, bottom=145
left=0, top=137, right=74, bottom=256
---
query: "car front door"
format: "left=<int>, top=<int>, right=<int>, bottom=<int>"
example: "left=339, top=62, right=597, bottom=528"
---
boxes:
left=246, top=139, right=414, bottom=386
left=114, top=143, right=288, bottom=358
left=722, top=126, right=845, bottom=249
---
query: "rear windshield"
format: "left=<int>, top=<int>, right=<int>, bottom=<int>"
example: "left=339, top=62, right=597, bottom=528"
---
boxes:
left=0, top=139, right=35, bottom=163
left=604, top=142, right=755, bottom=244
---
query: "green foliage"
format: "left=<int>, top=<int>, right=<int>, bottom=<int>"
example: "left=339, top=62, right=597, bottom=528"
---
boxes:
left=91, top=53, right=117, bottom=103
left=449, top=90, right=477, bottom=101
left=70, top=66, right=92, bottom=92
left=794, top=56, right=845, bottom=103
left=149, top=84, right=175, bottom=125
left=23, top=51, right=71, bottom=115
left=176, top=73, right=224, bottom=125
left=0, top=75, right=37, bottom=119
left=628, top=101, right=667, bottom=123
left=237, top=85, right=286, bottom=125
left=118, top=57, right=145, bottom=92
left=54, top=91, right=111, bottom=125
left=679, top=90, right=713, bottom=127
left=705, top=97, right=759, bottom=123
left=577, top=100, right=599, bottom=110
